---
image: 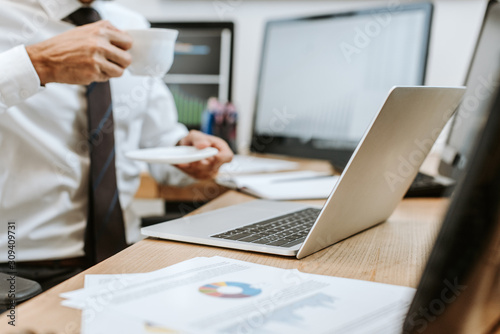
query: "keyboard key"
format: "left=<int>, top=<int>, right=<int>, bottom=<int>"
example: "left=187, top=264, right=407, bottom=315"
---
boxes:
left=224, top=232, right=253, bottom=240
left=238, top=234, right=266, bottom=242
left=267, top=239, right=292, bottom=247
left=281, top=237, right=307, bottom=248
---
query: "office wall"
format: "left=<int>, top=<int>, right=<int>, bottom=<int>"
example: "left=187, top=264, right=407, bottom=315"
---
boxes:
left=116, top=0, right=488, bottom=152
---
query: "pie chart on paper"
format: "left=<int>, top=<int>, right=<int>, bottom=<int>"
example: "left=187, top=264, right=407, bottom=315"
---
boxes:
left=199, top=282, right=262, bottom=299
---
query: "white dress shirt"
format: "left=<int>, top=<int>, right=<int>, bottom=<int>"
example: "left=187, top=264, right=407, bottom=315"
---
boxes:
left=0, top=0, right=190, bottom=261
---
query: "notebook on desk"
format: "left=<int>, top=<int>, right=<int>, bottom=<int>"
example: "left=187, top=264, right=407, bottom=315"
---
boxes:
left=216, top=170, right=339, bottom=200
left=142, top=86, right=465, bottom=259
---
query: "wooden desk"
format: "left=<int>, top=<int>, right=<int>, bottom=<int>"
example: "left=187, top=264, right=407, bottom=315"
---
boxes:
left=1, top=191, right=448, bottom=334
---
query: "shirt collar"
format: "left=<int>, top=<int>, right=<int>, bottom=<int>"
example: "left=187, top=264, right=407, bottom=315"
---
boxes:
left=37, top=0, right=84, bottom=21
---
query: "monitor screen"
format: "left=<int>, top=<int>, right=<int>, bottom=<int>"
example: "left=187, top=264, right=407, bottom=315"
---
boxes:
left=439, top=0, right=500, bottom=180
left=151, top=22, right=234, bottom=129
left=250, top=3, right=432, bottom=168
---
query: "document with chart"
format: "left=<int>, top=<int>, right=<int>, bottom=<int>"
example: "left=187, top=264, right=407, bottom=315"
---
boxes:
left=61, top=256, right=415, bottom=334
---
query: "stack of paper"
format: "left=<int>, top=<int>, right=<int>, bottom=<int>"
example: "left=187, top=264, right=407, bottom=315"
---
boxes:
left=216, top=171, right=339, bottom=200
left=218, top=155, right=300, bottom=175
left=61, top=257, right=415, bottom=334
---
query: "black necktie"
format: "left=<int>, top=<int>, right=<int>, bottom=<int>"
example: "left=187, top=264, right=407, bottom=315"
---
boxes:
left=68, top=8, right=128, bottom=263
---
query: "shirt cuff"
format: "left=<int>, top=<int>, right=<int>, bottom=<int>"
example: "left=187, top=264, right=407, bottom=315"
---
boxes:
left=0, top=45, right=43, bottom=108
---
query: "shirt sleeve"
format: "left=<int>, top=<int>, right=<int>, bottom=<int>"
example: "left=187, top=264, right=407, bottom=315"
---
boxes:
left=140, top=77, right=195, bottom=186
left=0, top=45, right=43, bottom=109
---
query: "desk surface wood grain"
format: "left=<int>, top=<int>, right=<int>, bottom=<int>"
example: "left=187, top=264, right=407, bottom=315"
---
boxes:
left=1, top=191, right=449, bottom=334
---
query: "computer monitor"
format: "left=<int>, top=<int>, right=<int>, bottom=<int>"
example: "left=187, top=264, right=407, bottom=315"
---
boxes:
left=438, top=0, right=500, bottom=180
left=402, top=60, right=500, bottom=334
left=250, top=3, right=433, bottom=169
left=150, top=22, right=234, bottom=129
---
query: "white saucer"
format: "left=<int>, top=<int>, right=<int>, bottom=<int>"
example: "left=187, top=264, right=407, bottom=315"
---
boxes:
left=125, top=146, right=219, bottom=164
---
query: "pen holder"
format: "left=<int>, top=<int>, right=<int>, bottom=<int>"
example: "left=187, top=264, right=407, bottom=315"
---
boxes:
left=201, top=97, right=237, bottom=152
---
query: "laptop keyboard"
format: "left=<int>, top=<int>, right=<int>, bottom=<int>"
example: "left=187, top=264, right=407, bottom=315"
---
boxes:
left=211, top=208, right=321, bottom=248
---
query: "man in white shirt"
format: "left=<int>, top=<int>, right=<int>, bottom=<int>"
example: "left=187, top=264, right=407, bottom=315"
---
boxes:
left=0, top=0, right=233, bottom=288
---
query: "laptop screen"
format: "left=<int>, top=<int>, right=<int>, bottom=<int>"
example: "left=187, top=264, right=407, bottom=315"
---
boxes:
left=439, top=0, right=500, bottom=180
left=250, top=3, right=432, bottom=169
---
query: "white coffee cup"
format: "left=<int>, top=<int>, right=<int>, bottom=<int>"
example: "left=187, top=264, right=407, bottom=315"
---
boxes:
left=126, top=28, right=179, bottom=77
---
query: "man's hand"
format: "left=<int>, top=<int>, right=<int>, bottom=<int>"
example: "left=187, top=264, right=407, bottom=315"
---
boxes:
left=26, top=20, right=132, bottom=85
left=175, top=130, right=234, bottom=180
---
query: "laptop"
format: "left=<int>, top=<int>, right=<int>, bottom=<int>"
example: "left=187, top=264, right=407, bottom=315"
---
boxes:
left=142, top=86, right=465, bottom=259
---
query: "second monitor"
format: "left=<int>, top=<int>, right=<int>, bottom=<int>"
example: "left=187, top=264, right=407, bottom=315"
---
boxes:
left=250, top=3, right=433, bottom=169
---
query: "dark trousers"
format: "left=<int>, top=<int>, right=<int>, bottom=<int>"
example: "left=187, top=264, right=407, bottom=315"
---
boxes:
left=1, top=266, right=83, bottom=292
left=0, top=257, right=89, bottom=292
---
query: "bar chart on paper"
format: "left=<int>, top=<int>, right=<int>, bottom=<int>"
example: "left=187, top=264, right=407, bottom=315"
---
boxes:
left=220, top=293, right=336, bottom=334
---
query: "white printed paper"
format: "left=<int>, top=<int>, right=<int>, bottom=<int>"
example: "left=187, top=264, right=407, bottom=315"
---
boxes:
left=60, top=256, right=415, bottom=334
